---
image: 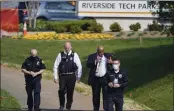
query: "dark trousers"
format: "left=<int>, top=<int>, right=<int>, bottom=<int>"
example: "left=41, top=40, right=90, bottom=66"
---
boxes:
left=25, top=76, right=41, bottom=110
left=58, top=74, right=76, bottom=109
left=91, top=76, right=108, bottom=111
left=108, top=95, right=123, bottom=111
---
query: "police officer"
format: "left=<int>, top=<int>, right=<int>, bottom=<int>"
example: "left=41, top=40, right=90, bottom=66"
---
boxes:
left=21, top=49, right=46, bottom=111
left=107, top=59, right=128, bottom=111
left=53, top=42, right=82, bottom=110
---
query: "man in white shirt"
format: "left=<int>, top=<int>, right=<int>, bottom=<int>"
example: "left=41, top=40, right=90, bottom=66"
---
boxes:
left=86, top=46, right=113, bottom=111
left=53, top=42, right=82, bottom=110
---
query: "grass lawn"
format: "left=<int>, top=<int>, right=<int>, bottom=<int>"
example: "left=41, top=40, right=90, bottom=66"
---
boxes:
left=0, top=89, right=21, bottom=110
left=1, top=37, right=174, bottom=110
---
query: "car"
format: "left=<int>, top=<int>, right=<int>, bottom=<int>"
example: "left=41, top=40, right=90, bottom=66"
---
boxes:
left=19, top=1, right=94, bottom=23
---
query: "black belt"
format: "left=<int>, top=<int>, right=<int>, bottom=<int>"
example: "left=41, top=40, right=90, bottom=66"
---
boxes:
left=95, top=75, right=106, bottom=78
left=60, top=72, right=75, bottom=76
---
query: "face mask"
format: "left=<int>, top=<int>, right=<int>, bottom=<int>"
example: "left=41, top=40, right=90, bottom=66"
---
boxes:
left=113, top=64, right=119, bottom=70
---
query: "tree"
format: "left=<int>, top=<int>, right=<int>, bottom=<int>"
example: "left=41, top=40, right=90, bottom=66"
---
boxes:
left=25, top=1, right=40, bottom=28
left=149, top=1, right=174, bottom=36
left=149, top=1, right=174, bottom=24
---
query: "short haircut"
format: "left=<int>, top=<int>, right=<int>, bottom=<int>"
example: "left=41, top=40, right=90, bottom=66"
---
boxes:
left=112, top=56, right=119, bottom=60
left=113, top=59, right=120, bottom=62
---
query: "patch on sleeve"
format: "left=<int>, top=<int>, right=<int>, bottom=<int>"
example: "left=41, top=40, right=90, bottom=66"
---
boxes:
left=37, top=61, right=40, bottom=65
left=41, top=60, right=44, bottom=64
left=119, top=74, right=122, bottom=78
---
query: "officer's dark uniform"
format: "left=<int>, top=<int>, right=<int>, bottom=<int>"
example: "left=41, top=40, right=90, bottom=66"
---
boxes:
left=107, top=69, right=128, bottom=111
left=58, top=51, right=78, bottom=110
left=21, top=56, right=46, bottom=111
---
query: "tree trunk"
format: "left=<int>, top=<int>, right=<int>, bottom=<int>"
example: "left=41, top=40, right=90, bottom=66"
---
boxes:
left=33, top=17, right=37, bottom=29
left=29, top=17, right=32, bottom=28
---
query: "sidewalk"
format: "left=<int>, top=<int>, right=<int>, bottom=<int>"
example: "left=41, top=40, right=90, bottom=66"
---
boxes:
left=1, top=66, right=95, bottom=110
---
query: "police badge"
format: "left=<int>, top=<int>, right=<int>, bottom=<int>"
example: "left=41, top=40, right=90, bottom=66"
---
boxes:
left=37, top=61, right=40, bottom=65
left=119, top=74, right=122, bottom=78
left=113, top=78, right=118, bottom=84
left=70, top=57, right=73, bottom=60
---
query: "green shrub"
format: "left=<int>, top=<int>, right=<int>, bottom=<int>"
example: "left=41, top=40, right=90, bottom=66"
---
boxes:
left=36, top=20, right=48, bottom=31
left=116, top=32, right=125, bottom=37
left=127, top=32, right=135, bottom=37
left=81, top=20, right=97, bottom=31
left=129, top=22, right=141, bottom=31
left=19, top=23, right=23, bottom=31
left=110, top=22, right=122, bottom=32
left=143, top=31, right=148, bottom=35
left=138, top=33, right=144, bottom=36
left=150, top=31, right=158, bottom=36
left=53, top=23, right=66, bottom=33
left=19, top=20, right=97, bottom=33
left=70, top=25, right=82, bottom=34
left=55, top=27, right=66, bottom=33
left=45, top=20, right=96, bottom=33
left=45, top=21, right=57, bottom=31
left=88, top=23, right=103, bottom=33
left=148, top=21, right=164, bottom=31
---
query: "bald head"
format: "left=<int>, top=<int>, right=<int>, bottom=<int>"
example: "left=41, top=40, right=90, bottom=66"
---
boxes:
left=97, top=46, right=104, bottom=57
left=30, top=49, right=37, bottom=57
left=64, top=42, right=72, bottom=53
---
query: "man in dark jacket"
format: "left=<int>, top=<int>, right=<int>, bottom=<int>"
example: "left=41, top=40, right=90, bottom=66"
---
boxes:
left=107, top=59, right=128, bottom=111
left=86, top=46, right=113, bottom=111
left=21, top=49, right=46, bottom=111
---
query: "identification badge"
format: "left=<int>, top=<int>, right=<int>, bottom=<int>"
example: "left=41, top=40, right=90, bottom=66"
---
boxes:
left=70, top=57, right=73, bottom=60
left=113, top=78, right=118, bottom=84
left=119, top=74, right=122, bottom=78
left=37, top=61, right=40, bottom=65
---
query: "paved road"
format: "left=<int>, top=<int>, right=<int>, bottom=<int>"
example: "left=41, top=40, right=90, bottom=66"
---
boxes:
left=1, top=66, right=98, bottom=110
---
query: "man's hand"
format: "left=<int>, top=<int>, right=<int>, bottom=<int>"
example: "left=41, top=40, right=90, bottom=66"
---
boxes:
left=96, top=56, right=102, bottom=62
left=113, top=84, right=120, bottom=88
left=108, top=82, right=114, bottom=88
left=95, top=56, right=102, bottom=65
left=30, top=71, right=35, bottom=76
left=107, top=57, right=113, bottom=64
left=30, top=71, right=37, bottom=77
left=76, top=77, right=80, bottom=83
left=54, top=79, right=58, bottom=84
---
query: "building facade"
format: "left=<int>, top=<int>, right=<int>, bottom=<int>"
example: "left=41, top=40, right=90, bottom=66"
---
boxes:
left=77, top=0, right=164, bottom=31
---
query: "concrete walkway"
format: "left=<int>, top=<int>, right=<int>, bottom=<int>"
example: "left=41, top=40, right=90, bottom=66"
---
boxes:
left=1, top=66, right=96, bottom=110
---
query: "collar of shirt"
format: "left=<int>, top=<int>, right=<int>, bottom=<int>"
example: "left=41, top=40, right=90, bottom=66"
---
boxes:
left=29, top=56, right=39, bottom=60
left=97, top=55, right=105, bottom=59
left=114, top=69, right=120, bottom=74
left=64, top=50, right=72, bottom=55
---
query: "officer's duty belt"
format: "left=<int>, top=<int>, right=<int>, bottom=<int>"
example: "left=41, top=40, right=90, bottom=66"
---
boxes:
left=60, top=72, right=74, bottom=75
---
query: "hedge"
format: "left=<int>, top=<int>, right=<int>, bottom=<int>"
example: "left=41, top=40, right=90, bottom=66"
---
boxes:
left=19, top=20, right=98, bottom=33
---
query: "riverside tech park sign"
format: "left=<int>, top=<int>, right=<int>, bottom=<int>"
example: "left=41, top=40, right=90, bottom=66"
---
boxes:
left=77, top=0, right=159, bottom=18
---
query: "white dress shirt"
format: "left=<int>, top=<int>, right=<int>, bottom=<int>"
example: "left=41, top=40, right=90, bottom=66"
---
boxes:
left=53, top=50, right=82, bottom=80
left=95, top=55, right=107, bottom=77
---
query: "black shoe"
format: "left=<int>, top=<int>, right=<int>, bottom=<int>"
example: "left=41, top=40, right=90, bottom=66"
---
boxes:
left=66, top=108, right=71, bottom=111
left=59, top=106, right=64, bottom=111
left=28, top=108, right=33, bottom=111
left=66, top=105, right=71, bottom=110
left=34, top=106, right=41, bottom=111
left=34, top=108, right=41, bottom=111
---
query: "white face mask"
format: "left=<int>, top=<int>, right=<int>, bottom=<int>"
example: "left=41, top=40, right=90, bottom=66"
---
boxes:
left=113, top=64, right=119, bottom=70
